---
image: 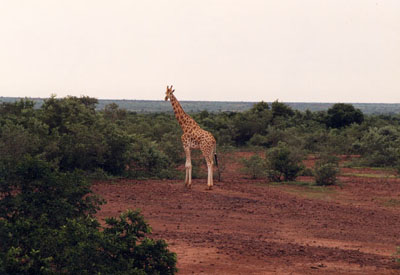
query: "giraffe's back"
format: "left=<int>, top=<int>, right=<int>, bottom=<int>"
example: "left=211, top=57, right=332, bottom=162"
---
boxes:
left=182, top=128, right=216, bottom=150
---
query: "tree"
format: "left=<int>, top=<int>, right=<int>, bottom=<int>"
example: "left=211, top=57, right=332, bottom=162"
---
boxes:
left=250, top=101, right=270, bottom=113
left=271, top=100, right=295, bottom=119
left=326, top=103, right=364, bottom=128
left=232, top=102, right=272, bottom=145
left=0, top=157, right=177, bottom=274
left=40, top=95, right=98, bottom=134
left=104, top=103, right=127, bottom=121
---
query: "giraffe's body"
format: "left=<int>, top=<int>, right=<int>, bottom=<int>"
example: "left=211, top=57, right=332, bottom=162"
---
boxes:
left=165, top=86, right=216, bottom=189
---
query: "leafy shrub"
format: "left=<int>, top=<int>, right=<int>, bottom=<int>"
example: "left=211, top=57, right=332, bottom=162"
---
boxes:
left=240, top=154, right=266, bottom=179
left=0, top=157, right=177, bottom=274
left=248, top=133, right=270, bottom=147
left=314, top=153, right=340, bottom=186
left=265, top=142, right=305, bottom=182
left=127, top=135, right=172, bottom=179
left=101, top=124, right=133, bottom=175
left=314, top=163, right=339, bottom=186
left=159, top=132, right=185, bottom=166
left=300, top=167, right=314, bottom=177
left=354, top=126, right=400, bottom=167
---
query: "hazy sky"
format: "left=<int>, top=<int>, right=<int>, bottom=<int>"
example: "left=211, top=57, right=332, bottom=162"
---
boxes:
left=0, top=0, right=399, bottom=102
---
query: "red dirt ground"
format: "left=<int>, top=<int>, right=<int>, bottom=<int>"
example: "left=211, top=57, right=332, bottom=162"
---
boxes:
left=92, top=153, right=400, bottom=274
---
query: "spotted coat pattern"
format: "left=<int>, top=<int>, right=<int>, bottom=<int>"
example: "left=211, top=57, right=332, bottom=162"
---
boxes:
left=165, top=85, right=216, bottom=189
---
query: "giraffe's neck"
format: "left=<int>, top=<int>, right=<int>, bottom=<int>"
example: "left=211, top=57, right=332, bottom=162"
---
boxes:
left=170, top=94, right=199, bottom=132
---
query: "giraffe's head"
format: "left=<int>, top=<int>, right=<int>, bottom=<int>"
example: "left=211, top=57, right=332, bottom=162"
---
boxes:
left=165, top=85, right=175, bottom=101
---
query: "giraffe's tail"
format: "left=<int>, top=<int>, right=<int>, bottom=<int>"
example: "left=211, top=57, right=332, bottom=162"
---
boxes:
left=214, top=144, right=221, bottom=182
left=214, top=144, right=218, bottom=167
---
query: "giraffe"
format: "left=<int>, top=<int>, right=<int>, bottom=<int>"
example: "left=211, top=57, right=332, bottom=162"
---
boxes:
left=164, top=85, right=217, bottom=190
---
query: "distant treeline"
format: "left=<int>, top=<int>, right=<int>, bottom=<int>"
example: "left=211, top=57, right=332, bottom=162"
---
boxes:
left=1, top=97, right=399, bottom=114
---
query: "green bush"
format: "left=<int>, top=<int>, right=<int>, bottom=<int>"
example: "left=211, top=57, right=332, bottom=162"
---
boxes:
left=0, top=157, right=177, bottom=274
left=127, top=135, right=172, bottom=179
left=314, top=153, right=340, bottom=186
left=240, top=154, right=266, bottom=179
left=354, top=126, right=400, bottom=167
left=265, top=142, right=304, bottom=182
left=248, top=133, right=270, bottom=147
left=300, top=167, right=314, bottom=177
left=314, top=163, right=339, bottom=186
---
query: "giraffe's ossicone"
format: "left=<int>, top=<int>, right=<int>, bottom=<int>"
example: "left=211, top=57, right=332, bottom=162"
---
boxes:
left=165, top=85, right=217, bottom=190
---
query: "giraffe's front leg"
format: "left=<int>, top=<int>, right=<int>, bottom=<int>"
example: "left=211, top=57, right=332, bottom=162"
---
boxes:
left=184, top=147, right=192, bottom=188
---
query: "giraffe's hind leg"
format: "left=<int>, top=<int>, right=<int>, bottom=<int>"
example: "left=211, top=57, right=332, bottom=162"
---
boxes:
left=203, top=150, right=214, bottom=190
left=201, top=143, right=215, bottom=190
left=206, top=159, right=213, bottom=190
left=184, top=147, right=192, bottom=188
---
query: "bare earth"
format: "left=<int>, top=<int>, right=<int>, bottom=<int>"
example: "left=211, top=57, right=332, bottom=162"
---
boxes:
left=93, top=153, right=400, bottom=274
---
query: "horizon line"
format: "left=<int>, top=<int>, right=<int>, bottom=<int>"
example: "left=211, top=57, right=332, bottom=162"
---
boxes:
left=1, top=96, right=399, bottom=105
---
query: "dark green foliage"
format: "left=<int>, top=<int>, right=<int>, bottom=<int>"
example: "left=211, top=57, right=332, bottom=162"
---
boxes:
left=1, top=96, right=399, bottom=179
left=127, top=135, right=173, bottom=178
left=0, top=96, right=179, bottom=179
left=40, top=95, right=98, bottom=134
left=0, top=157, right=177, bottom=274
left=232, top=112, right=270, bottom=146
left=101, top=211, right=177, bottom=275
left=0, top=156, right=100, bottom=225
left=300, top=167, right=314, bottom=177
left=0, top=97, right=178, bottom=274
left=354, top=126, right=400, bottom=167
left=251, top=101, right=270, bottom=112
left=231, top=102, right=272, bottom=146
left=265, top=142, right=305, bottom=182
left=104, top=102, right=127, bottom=121
left=326, top=103, right=364, bottom=128
left=314, top=153, right=340, bottom=186
left=314, top=163, right=339, bottom=186
left=271, top=100, right=295, bottom=119
left=240, top=154, right=266, bottom=179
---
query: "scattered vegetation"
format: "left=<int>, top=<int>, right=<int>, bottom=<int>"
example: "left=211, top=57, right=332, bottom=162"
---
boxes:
left=1, top=95, right=400, bottom=272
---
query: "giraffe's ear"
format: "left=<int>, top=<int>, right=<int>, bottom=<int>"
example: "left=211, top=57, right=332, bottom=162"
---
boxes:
left=172, top=89, right=175, bottom=93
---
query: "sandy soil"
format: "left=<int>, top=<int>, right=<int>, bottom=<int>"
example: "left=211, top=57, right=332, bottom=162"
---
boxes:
left=92, top=153, right=400, bottom=274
